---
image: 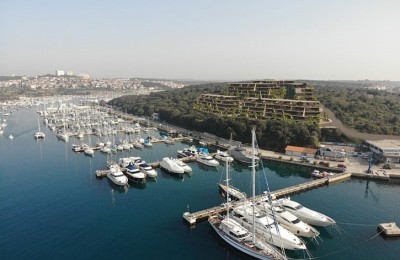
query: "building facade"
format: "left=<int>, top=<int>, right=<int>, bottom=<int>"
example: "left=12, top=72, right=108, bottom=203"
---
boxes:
left=196, top=80, right=321, bottom=121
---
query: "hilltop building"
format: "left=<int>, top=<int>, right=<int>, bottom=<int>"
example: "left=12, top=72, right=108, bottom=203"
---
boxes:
left=196, top=80, right=321, bottom=121
left=55, top=70, right=65, bottom=76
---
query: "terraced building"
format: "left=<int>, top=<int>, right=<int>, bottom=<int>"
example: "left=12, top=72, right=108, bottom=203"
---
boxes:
left=197, top=80, right=321, bottom=121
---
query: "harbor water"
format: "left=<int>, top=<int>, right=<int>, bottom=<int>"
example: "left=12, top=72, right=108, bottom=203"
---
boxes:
left=1, top=106, right=400, bottom=260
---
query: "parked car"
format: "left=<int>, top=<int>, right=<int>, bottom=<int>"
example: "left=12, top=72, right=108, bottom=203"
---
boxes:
left=337, top=164, right=347, bottom=169
left=318, top=161, right=330, bottom=167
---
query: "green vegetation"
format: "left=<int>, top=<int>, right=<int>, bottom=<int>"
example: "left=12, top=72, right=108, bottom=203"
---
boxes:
left=109, top=83, right=320, bottom=151
left=312, top=81, right=400, bottom=135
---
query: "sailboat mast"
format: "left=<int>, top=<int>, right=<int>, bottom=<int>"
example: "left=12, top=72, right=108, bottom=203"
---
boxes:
left=251, top=127, right=256, bottom=243
left=226, top=159, right=230, bottom=220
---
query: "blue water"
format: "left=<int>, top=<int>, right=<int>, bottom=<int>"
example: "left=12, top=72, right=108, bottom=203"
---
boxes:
left=1, top=107, right=400, bottom=260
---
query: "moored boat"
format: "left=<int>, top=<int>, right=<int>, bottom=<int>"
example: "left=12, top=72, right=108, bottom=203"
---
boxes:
left=107, top=164, right=128, bottom=186
left=214, top=149, right=234, bottom=163
left=275, top=198, right=336, bottom=227
left=196, top=153, right=219, bottom=167
left=230, top=146, right=260, bottom=164
left=160, top=157, right=184, bottom=177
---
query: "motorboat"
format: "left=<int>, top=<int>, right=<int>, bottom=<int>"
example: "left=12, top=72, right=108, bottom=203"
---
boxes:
left=137, top=162, right=157, bottom=178
left=275, top=198, right=336, bottom=227
left=196, top=153, right=219, bottom=167
left=107, top=164, right=128, bottom=186
left=177, top=146, right=197, bottom=158
left=163, top=137, right=175, bottom=145
left=34, top=116, right=45, bottom=139
left=256, top=199, right=320, bottom=238
left=143, top=139, right=152, bottom=147
left=218, top=184, right=246, bottom=201
left=100, top=146, right=111, bottom=154
left=125, top=163, right=146, bottom=184
left=84, top=146, right=94, bottom=157
left=172, top=158, right=192, bottom=174
left=8, top=134, right=14, bottom=140
left=214, top=150, right=234, bottom=163
left=311, top=170, right=333, bottom=179
left=160, top=157, right=184, bottom=177
left=229, top=146, right=260, bottom=164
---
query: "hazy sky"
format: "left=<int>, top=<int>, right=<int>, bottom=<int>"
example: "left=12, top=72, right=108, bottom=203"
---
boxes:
left=1, top=0, right=399, bottom=80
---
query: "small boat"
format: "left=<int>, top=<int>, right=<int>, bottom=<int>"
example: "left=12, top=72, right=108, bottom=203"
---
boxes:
left=196, top=153, right=219, bottom=167
left=177, top=146, right=197, bottom=158
left=8, top=134, right=14, bottom=140
left=125, top=163, right=146, bottom=184
left=199, top=141, right=207, bottom=146
left=84, top=146, right=94, bottom=157
left=107, top=164, right=128, bottom=186
left=275, top=198, right=336, bottom=227
left=160, top=157, right=184, bottom=177
left=229, top=146, right=259, bottom=164
left=137, top=162, right=157, bottom=178
left=100, top=146, right=111, bottom=154
left=143, top=139, right=152, bottom=148
left=164, top=138, right=175, bottom=145
left=311, top=169, right=333, bottom=179
left=172, top=158, right=192, bottom=173
left=214, top=150, right=234, bottom=163
left=34, top=116, right=45, bottom=139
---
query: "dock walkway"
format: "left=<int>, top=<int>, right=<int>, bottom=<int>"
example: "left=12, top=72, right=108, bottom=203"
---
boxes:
left=183, top=172, right=351, bottom=225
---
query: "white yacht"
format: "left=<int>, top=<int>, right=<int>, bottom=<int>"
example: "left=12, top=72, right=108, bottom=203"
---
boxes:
left=160, top=157, right=184, bottom=177
left=231, top=204, right=306, bottom=251
left=172, top=158, right=192, bottom=173
left=256, top=199, right=320, bottom=238
left=125, top=163, right=146, bottom=184
left=275, top=198, right=336, bottom=227
left=137, top=162, right=157, bottom=178
left=8, top=134, right=14, bottom=140
left=107, top=164, right=128, bottom=186
left=214, top=150, right=234, bottom=163
left=196, top=153, right=219, bottom=167
left=34, top=116, right=45, bottom=139
left=84, top=146, right=94, bottom=157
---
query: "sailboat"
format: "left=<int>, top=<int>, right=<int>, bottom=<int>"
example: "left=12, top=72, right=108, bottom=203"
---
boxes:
left=34, top=115, right=45, bottom=139
left=208, top=128, right=286, bottom=260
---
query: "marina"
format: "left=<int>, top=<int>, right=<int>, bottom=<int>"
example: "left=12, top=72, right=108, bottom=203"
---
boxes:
left=1, top=99, right=400, bottom=260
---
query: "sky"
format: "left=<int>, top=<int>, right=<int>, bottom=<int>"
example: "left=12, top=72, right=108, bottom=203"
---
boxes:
left=0, top=0, right=399, bottom=80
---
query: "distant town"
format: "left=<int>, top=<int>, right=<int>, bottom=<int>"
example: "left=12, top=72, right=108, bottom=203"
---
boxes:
left=0, top=70, right=188, bottom=93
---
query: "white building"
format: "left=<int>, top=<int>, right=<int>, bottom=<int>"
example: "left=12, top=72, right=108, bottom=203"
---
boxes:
left=318, top=144, right=346, bottom=161
left=56, top=70, right=65, bottom=76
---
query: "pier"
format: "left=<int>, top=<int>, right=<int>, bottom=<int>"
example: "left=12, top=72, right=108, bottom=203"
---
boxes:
left=183, top=172, right=351, bottom=225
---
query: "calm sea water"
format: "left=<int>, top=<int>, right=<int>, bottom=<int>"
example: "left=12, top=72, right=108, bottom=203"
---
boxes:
left=1, top=107, right=399, bottom=260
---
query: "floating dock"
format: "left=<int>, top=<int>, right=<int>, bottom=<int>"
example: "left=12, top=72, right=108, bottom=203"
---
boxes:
left=352, top=170, right=390, bottom=180
left=378, top=222, right=400, bottom=237
left=183, top=172, right=351, bottom=225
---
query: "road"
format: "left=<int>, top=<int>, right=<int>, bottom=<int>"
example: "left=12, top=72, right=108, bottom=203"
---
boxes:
left=321, top=105, right=400, bottom=141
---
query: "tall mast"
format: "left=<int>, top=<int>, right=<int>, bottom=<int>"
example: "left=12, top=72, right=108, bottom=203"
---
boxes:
left=251, top=127, right=256, bottom=242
